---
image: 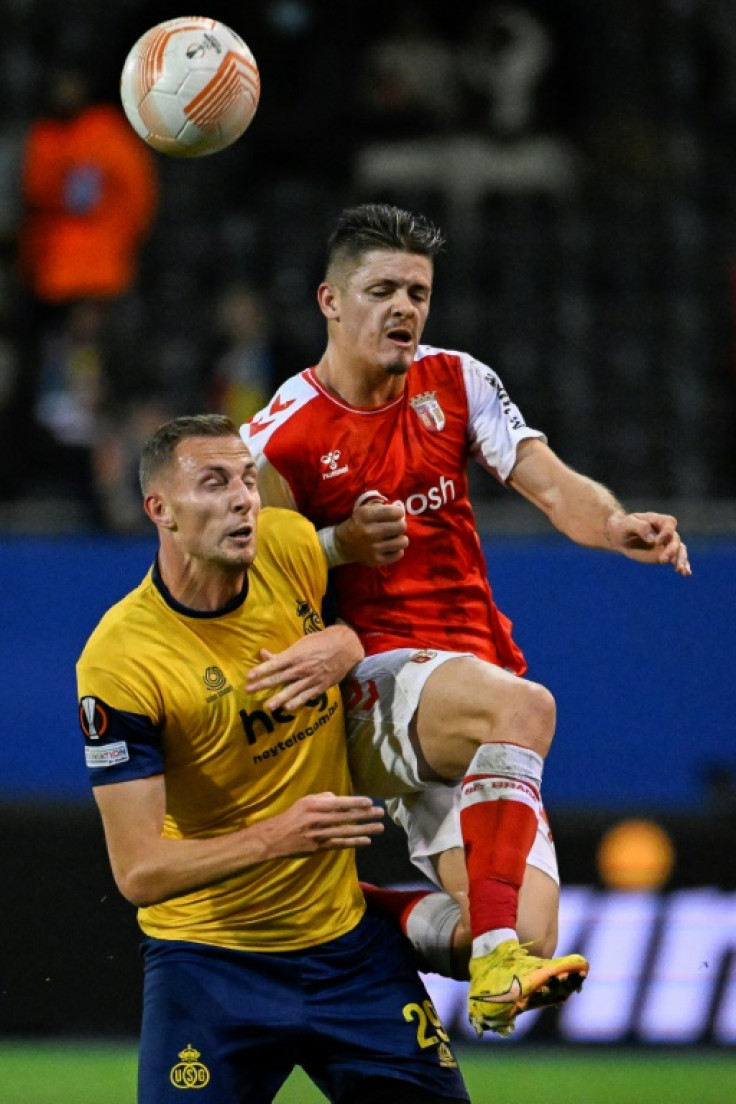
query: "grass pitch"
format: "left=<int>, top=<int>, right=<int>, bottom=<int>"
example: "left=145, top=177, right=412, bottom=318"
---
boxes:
left=1, top=1041, right=733, bottom=1104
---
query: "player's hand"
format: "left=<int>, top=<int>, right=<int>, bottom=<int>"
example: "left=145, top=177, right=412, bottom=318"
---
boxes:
left=261, top=792, right=385, bottom=857
left=605, top=511, right=692, bottom=575
left=334, top=491, right=409, bottom=566
left=246, top=624, right=364, bottom=710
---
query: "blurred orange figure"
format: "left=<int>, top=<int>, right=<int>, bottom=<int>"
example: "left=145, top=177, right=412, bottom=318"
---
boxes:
left=18, top=65, right=158, bottom=303
left=15, top=65, right=160, bottom=528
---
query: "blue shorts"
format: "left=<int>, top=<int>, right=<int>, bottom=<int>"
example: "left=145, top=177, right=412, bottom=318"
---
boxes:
left=138, top=910, right=469, bottom=1104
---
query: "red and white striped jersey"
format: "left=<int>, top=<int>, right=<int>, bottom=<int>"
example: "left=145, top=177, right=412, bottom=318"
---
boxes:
left=244, top=344, right=544, bottom=671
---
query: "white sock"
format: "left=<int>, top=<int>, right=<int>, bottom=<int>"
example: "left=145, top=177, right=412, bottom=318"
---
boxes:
left=404, top=892, right=464, bottom=979
left=472, top=929, right=517, bottom=958
left=463, top=742, right=544, bottom=792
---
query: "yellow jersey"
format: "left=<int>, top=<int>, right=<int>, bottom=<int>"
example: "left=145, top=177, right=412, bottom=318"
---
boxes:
left=77, top=508, right=365, bottom=952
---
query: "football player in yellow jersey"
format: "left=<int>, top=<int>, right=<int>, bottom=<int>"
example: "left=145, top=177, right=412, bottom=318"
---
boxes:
left=77, top=414, right=469, bottom=1104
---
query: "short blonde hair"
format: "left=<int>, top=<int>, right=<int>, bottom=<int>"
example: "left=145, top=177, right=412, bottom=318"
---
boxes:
left=139, top=414, right=239, bottom=493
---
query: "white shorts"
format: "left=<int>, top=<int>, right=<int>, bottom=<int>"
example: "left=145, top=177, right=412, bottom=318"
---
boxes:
left=343, top=648, right=559, bottom=888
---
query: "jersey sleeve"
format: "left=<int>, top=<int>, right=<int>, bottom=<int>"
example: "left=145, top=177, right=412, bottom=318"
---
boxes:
left=295, top=517, right=329, bottom=608
left=77, top=665, right=164, bottom=786
left=241, top=372, right=318, bottom=510
left=253, top=453, right=299, bottom=510
left=460, top=352, right=546, bottom=482
left=260, top=508, right=328, bottom=613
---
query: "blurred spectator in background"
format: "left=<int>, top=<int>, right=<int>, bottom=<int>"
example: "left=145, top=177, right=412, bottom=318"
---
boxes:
left=18, top=64, right=157, bottom=307
left=206, top=282, right=280, bottom=425
left=15, top=62, right=159, bottom=527
left=92, top=394, right=173, bottom=534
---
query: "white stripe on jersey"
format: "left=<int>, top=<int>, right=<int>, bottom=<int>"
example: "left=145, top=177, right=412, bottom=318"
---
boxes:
left=243, top=373, right=320, bottom=510
left=418, top=343, right=545, bottom=482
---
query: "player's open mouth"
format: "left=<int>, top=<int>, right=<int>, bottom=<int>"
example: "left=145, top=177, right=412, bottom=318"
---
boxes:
left=227, top=525, right=253, bottom=542
left=385, top=326, right=413, bottom=347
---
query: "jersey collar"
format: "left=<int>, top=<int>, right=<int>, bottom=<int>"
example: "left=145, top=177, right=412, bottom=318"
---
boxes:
left=151, top=558, right=249, bottom=619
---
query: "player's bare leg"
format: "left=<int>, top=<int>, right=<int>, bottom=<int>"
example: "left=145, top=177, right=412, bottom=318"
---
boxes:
left=415, top=658, right=588, bottom=1036
left=434, top=846, right=559, bottom=960
left=361, top=857, right=564, bottom=986
left=518, top=862, right=559, bottom=957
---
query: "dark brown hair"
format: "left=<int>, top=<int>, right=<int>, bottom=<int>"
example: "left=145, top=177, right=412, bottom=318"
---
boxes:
left=325, top=202, right=445, bottom=279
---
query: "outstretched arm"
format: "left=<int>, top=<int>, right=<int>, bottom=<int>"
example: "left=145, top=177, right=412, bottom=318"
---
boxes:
left=94, top=774, right=384, bottom=908
left=509, top=439, right=691, bottom=575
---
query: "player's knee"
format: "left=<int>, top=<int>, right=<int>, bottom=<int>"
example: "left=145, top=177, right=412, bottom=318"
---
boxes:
left=480, top=679, right=556, bottom=758
left=513, top=680, right=556, bottom=757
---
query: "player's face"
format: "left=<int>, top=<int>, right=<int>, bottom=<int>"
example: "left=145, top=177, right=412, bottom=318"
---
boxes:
left=329, top=250, right=433, bottom=377
left=166, top=435, right=261, bottom=569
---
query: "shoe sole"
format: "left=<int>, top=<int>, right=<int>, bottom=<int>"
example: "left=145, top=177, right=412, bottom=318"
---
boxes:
left=469, top=964, right=589, bottom=1037
left=525, top=966, right=588, bottom=1010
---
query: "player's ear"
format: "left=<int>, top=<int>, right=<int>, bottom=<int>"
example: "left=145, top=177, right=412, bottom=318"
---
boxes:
left=144, top=491, right=175, bottom=529
left=317, top=281, right=340, bottom=321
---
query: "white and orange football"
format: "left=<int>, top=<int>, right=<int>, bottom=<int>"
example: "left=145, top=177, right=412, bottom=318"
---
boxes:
left=120, top=16, right=260, bottom=157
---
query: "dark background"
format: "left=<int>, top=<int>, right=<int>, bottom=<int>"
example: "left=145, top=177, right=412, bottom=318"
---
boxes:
left=1, top=0, right=735, bottom=1047
left=2, top=0, right=736, bottom=506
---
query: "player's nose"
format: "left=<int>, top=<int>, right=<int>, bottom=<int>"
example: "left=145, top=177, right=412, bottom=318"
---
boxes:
left=391, top=289, right=416, bottom=316
left=233, top=480, right=256, bottom=511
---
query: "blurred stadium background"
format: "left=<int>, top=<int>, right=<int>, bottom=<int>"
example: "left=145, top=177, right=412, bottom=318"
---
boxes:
left=1, top=1, right=735, bottom=1100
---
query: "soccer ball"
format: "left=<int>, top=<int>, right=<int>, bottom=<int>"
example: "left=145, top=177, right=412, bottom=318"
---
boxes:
left=120, top=16, right=260, bottom=157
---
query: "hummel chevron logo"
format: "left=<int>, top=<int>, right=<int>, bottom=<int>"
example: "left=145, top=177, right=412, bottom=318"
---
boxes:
left=475, top=976, right=522, bottom=1003
left=249, top=394, right=295, bottom=435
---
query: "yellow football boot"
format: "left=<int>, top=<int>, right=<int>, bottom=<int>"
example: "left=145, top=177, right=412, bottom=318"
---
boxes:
left=468, top=940, right=589, bottom=1036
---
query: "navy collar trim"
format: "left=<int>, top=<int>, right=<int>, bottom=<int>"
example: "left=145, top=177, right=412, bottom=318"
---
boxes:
left=151, top=558, right=249, bottom=619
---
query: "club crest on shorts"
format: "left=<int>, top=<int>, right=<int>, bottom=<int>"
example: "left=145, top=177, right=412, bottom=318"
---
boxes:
left=410, top=391, right=445, bottom=432
left=437, top=1041, right=458, bottom=1068
left=169, top=1043, right=210, bottom=1089
left=410, top=650, right=438, bottom=664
